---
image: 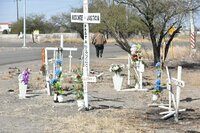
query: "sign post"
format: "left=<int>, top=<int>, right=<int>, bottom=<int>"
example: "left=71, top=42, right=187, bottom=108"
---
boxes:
left=71, top=0, right=100, bottom=109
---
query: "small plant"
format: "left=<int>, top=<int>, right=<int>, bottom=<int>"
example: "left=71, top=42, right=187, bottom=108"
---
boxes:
left=109, top=64, right=124, bottom=74
left=72, top=68, right=84, bottom=100
left=152, top=89, right=161, bottom=95
left=50, top=69, right=63, bottom=95
left=73, top=84, right=84, bottom=99
left=50, top=78, right=63, bottom=95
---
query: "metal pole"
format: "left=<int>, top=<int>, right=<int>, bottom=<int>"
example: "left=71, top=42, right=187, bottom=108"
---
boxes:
left=16, top=0, right=19, bottom=21
left=23, top=0, right=26, bottom=48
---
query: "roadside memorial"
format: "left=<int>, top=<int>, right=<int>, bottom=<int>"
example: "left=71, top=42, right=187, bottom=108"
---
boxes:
left=152, top=62, right=162, bottom=101
left=121, top=43, right=147, bottom=91
left=158, top=66, right=185, bottom=122
left=18, top=68, right=30, bottom=99
left=71, top=68, right=85, bottom=111
left=109, top=64, right=124, bottom=91
left=50, top=68, right=64, bottom=103
left=148, top=65, right=185, bottom=121
left=44, top=35, right=77, bottom=96
left=71, top=0, right=100, bottom=109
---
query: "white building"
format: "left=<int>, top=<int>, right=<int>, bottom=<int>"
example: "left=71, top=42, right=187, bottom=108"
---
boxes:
left=0, top=23, right=11, bottom=34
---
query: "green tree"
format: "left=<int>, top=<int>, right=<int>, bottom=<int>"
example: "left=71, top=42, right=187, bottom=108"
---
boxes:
left=26, top=14, right=47, bottom=34
left=50, top=13, right=71, bottom=33
left=11, top=18, right=23, bottom=34
left=69, top=8, right=84, bottom=39
left=50, top=10, right=85, bottom=39
left=11, top=14, right=56, bottom=35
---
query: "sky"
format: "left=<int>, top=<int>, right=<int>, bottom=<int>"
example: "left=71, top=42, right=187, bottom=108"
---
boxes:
left=0, top=0, right=82, bottom=23
left=0, top=0, right=200, bottom=28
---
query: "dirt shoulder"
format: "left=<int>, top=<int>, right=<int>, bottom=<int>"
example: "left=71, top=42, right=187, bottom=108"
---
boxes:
left=0, top=57, right=200, bottom=133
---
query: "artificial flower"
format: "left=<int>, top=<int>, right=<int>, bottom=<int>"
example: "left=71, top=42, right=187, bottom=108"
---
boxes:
left=22, top=68, right=30, bottom=85
left=55, top=59, right=62, bottom=66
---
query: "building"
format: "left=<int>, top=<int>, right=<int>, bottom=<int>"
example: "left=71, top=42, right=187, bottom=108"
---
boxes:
left=0, top=23, right=11, bottom=34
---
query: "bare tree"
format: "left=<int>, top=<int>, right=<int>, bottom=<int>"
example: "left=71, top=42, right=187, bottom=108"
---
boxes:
left=111, top=0, right=200, bottom=64
left=90, top=0, right=148, bottom=53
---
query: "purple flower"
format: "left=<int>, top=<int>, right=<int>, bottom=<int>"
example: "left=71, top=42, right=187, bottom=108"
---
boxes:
left=22, top=69, right=30, bottom=85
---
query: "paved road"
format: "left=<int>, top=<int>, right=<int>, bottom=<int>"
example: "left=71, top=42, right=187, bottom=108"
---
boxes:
left=0, top=40, right=127, bottom=66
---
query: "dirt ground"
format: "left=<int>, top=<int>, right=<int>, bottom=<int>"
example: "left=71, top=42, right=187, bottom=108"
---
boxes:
left=0, top=53, right=200, bottom=133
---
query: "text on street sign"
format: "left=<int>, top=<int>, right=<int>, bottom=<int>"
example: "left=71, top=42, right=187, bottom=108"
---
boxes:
left=71, top=13, right=100, bottom=23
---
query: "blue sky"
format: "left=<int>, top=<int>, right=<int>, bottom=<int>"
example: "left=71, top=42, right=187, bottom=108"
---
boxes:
left=0, top=0, right=82, bottom=23
left=1, top=0, right=200, bottom=28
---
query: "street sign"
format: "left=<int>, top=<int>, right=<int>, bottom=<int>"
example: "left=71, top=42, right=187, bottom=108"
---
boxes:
left=71, top=13, right=100, bottom=23
left=171, top=78, right=185, bottom=87
left=82, top=76, right=97, bottom=83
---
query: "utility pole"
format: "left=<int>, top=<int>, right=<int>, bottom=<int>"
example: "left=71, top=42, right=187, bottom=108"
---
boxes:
left=23, top=0, right=26, bottom=48
left=16, top=0, right=19, bottom=21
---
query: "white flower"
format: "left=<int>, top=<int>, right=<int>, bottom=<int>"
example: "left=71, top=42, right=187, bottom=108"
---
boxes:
left=113, top=66, right=119, bottom=71
left=130, top=44, right=137, bottom=54
left=109, top=64, right=124, bottom=74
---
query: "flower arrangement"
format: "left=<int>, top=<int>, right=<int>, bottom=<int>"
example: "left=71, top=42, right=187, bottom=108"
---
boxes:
left=152, top=62, right=162, bottom=96
left=50, top=68, right=63, bottom=95
left=18, top=68, right=31, bottom=99
left=71, top=68, right=84, bottom=100
left=50, top=78, right=63, bottom=95
left=19, top=68, right=31, bottom=85
left=109, top=64, right=124, bottom=74
left=130, top=43, right=142, bottom=62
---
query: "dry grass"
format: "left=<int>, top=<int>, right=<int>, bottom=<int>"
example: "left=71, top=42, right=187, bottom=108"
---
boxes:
left=142, top=45, right=200, bottom=61
left=43, top=38, right=83, bottom=44
left=130, top=45, right=200, bottom=88
left=44, top=110, right=153, bottom=133
left=183, top=72, right=200, bottom=87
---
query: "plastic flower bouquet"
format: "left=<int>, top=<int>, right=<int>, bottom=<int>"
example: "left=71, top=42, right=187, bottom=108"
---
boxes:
left=18, top=68, right=31, bottom=85
left=50, top=78, right=63, bottom=95
left=109, top=64, right=124, bottom=74
left=130, top=43, right=143, bottom=62
left=71, top=68, right=84, bottom=100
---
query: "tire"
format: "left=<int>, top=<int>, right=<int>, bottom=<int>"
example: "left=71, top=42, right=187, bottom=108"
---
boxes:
left=2, top=30, right=8, bottom=34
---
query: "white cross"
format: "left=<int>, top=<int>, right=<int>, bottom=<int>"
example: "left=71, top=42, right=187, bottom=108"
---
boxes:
left=71, top=0, right=100, bottom=108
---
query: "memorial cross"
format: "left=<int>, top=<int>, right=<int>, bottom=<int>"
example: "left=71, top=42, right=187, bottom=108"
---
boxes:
left=71, top=0, right=100, bottom=108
